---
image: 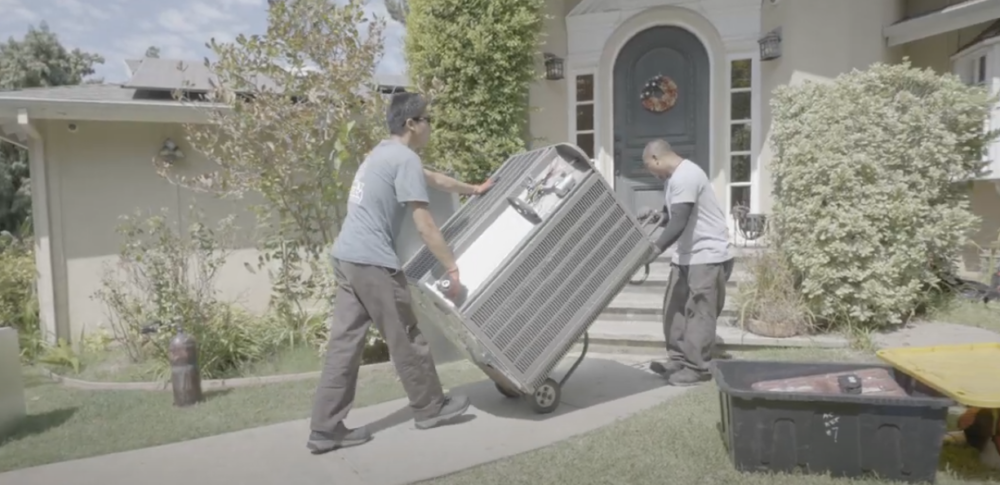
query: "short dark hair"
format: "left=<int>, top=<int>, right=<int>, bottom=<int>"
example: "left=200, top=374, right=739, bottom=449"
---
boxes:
left=386, top=92, right=428, bottom=136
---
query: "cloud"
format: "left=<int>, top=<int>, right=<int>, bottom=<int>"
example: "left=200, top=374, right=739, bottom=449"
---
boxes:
left=3, top=0, right=406, bottom=82
left=54, top=0, right=111, bottom=20
left=0, top=0, right=40, bottom=26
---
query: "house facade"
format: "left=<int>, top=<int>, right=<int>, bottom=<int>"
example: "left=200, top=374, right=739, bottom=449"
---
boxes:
left=2, top=0, right=1000, bottom=344
left=528, top=0, right=1000, bottom=247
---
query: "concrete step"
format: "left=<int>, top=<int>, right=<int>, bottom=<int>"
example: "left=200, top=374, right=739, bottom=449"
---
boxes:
left=586, top=318, right=849, bottom=350
left=604, top=289, right=740, bottom=317
left=623, top=265, right=750, bottom=288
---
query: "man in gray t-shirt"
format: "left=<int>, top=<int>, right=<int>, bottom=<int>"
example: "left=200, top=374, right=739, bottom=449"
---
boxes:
left=641, top=139, right=733, bottom=387
left=308, top=93, right=493, bottom=454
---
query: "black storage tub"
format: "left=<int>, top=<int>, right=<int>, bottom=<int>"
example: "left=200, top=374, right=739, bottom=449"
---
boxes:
left=711, top=360, right=955, bottom=483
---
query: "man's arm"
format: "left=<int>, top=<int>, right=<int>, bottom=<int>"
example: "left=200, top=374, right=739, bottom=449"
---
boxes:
left=424, top=169, right=486, bottom=195
left=410, top=202, right=458, bottom=272
left=653, top=203, right=693, bottom=253
left=649, top=172, right=699, bottom=258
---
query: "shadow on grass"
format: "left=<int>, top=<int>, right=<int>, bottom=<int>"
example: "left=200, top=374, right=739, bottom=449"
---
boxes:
left=0, top=408, right=78, bottom=446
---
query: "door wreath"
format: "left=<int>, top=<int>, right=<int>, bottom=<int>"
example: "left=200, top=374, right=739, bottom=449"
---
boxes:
left=640, top=75, right=679, bottom=113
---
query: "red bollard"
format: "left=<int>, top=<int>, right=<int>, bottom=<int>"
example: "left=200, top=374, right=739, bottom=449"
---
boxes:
left=168, top=331, right=203, bottom=407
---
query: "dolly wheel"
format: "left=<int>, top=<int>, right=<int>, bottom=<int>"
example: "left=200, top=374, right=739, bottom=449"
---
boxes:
left=530, top=378, right=561, bottom=414
left=495, top=382, right=520, bottom=399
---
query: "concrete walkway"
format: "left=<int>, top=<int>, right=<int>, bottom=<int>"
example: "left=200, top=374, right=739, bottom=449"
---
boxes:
left=874, top=321, right=1000, bottom=349
left=0, top=353, right=692, bottom=485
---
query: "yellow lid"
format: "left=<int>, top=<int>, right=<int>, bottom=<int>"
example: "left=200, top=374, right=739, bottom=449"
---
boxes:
left=876, top=343, right=1000, bottom=408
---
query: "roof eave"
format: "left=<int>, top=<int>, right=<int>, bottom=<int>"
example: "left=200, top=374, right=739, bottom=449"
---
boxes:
left=0, top=98, right=225, bottom=124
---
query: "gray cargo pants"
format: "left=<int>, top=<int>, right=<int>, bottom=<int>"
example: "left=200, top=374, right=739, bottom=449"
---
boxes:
left=310, top=259, right=446, bottom=433
left=662, top=258, right=735, bottom=374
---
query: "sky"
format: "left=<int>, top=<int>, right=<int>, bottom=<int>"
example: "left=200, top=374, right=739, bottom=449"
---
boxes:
left=0, top=0, right=407, bottom=83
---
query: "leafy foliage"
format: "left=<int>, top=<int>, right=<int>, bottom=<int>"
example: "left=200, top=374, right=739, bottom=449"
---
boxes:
left=93, top=207, right=285, bottom=379
left=0, top=146, right=30, bottom=237
left=0, top=22, right=104, bottom=236
left=0, top=22, right=104, bottom=89
left=405, top=0, right=545, bottom=182
left=158, top=0, right=389, bottom=330
left=0, top=231, right=42, bottom=360
left=769, top=61, right=995, bottom=328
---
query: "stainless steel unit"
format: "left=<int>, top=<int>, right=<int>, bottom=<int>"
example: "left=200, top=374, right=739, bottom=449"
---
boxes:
left=404, top=143, right=655, bottom=414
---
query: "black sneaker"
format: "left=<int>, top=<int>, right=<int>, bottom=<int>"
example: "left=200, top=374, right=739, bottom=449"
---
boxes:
left=306, top=424, right=372, bottom=454
left=649, top=360, right=684, bottom=377
left=415, top=394, right=471, bottom=430
left=667, top=368, right=711, bottom=387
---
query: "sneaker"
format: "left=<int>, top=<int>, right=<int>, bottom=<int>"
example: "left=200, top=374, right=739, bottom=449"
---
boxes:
left=415, top=394, right=471, bottom=430
left=649, top=360, right=684, bottom=377
left=306, top=424, right=372, bottom=454
left=667, top=368, right=711, bottom=387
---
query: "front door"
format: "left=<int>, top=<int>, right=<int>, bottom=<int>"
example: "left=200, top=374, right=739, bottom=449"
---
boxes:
left=613, top=26, right=710, bottom=215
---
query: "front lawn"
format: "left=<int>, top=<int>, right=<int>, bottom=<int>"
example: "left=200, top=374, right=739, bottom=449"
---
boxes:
left=931, top=298, right=1000, bottom=334
left=421, top=349, right=999, bottom=485
left=0, top=360, right=484, bottom=473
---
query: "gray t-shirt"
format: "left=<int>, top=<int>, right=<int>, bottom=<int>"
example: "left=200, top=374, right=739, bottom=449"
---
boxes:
left=664, top=159, right=731, bottom=265
left=332, top=140, right=429, bottom=270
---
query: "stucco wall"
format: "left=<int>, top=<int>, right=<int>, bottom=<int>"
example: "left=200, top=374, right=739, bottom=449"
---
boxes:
left=527, top=0, right=572, bottom=149
left=39, top=119, right=273, bottom=339
left=757, top=0, right=905, bottom=213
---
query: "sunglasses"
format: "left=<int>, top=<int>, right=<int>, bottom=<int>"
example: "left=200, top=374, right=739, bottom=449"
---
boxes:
left=412, top=116, right=433, bottom=125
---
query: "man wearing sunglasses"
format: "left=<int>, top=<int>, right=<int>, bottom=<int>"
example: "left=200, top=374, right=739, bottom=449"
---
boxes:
left=308, top=92, right=493, bottom=454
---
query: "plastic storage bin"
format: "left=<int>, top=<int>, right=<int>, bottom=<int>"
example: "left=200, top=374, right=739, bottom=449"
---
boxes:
left=712, top=360, right=954, bottom=483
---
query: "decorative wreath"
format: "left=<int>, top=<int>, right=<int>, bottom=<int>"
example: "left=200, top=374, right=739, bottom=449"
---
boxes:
left=640, top=75, right=679, bottom=113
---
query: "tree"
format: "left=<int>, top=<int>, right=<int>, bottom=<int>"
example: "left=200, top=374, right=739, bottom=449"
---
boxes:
left=0, top=22, right=104, bottom=236
left=144, top=46, right=161, bottom=58
left=0, top=22, right=104, bottom=89
left=405, top=0, right=545, bottom=182
left=158, top=0, right=388, bottom=325
left=385, top=0, right=408, bottom=24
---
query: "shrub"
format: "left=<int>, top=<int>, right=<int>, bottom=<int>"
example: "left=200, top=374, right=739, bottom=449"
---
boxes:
left=94, top=207, right=282, bottom=379
left=769, top=60, right=995, bottom=328
left=405, top=0, right=546, bottom=182
left=734, top=248, right=814, bottom=337
left=0, top=231, right=43, bottom=360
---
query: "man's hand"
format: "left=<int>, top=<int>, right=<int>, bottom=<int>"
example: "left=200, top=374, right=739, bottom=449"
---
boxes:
left=472, top=178, right=495, bottom=196
left=643, top=246, right=661, bottom=266
left=444, top=267, right=461, bottom=299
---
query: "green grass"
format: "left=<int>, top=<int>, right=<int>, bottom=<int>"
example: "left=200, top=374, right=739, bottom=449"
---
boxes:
left=930, top=298, right=1000, bottom=334
left=420, top=348, right=999, bottom=485
left=0, top=360, right=484, bottom=473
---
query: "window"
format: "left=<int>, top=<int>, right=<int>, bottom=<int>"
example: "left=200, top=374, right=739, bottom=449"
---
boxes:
left=574, top=74, right=595, bottom=159
left=727, top=59, right=753, bottom=213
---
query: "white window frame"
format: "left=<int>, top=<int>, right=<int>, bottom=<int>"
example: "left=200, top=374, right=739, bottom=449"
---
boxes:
left=953, top=39, right=1000, bottom=181
left=568, top=70, right=598, bottom=162
left=725, top=52, right=762, bottom=242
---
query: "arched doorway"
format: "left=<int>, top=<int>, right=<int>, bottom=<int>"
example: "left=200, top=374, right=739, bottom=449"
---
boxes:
left=612, top=26, right=710, bottom=214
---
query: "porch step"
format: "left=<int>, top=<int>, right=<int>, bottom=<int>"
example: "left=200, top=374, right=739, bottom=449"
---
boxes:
left=586, top=318, right=849, bottom=350
left=605, top=288, right=741, bottom=317
left=621, top=266, right=750, bottom=290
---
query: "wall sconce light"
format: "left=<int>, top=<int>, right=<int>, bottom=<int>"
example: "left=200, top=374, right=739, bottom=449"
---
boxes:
left=159, top=138, right=185, bottom=164
left=544, top=53, right=564, bottom=81
left=758, top=28, right=782, bottom=61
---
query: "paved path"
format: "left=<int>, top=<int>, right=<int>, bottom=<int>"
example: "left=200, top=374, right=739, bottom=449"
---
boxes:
left=0, top=353, right=690, bottom=485
left=874, top=321, right=1000, bottom=349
